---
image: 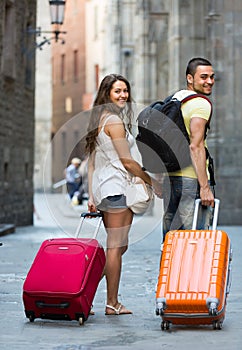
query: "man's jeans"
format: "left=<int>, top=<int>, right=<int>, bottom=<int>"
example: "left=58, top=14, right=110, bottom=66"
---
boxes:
left=162, top=176, right=212, bottom=242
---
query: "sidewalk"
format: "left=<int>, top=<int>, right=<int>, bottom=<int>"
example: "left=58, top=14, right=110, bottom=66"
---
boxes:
left=0, top=192, right=241, bottom=350
left=0, top=223, right=15, bottom=237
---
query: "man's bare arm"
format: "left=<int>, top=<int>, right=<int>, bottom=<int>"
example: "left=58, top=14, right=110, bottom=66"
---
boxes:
left=189, top=117, right=214, bottom=207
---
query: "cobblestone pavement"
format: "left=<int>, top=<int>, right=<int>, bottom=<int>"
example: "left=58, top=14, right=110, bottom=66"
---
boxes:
left=0, top=193, right=241, bottom=350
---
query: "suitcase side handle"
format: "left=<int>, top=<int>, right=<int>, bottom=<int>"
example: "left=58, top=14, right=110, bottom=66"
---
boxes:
left=192, top=198, right=220, bottom=230
left=36, top=301, right=69, bottom=309
left=75, top=212, right=103, bottom=239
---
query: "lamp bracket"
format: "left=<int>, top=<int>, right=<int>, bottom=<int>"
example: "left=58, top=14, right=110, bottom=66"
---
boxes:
left=27, top=26, right=67, bottom=50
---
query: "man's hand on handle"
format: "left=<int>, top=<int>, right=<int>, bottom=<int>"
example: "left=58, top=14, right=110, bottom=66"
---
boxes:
left=200, top=185, right=215, bottom=207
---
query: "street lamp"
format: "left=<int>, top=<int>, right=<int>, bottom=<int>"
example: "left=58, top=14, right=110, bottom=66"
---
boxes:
left=49, top=0, right=66, bottom=24
left=28, top=0, right=67, bottom=50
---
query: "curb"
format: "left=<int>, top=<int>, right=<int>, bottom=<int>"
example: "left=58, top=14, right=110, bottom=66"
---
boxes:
left=0, top=224, right=15, bottom=237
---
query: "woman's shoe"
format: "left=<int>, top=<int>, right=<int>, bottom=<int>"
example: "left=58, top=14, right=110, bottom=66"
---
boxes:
left=105, top=303, right=132, bottom=315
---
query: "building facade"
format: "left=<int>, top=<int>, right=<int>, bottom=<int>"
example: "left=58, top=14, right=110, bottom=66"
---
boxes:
left=0, top=0, right=36, bottom=226
left=83, top=0, right=242, bottom=224
left=51, top=0, right=86, bottom=186
left=34, top=0, right=52, bottom=192
left=49, top=0, right=242, bottom=224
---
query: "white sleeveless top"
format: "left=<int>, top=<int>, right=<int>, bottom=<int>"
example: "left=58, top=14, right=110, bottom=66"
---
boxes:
left=92, top=115, right=142, bottom=206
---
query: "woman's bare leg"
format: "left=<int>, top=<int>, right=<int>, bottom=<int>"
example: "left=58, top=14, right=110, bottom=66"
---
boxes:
left=102, top=208, right=133, bottom=313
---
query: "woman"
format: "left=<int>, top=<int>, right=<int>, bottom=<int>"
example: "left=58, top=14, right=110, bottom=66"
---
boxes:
left=85, top=74, right=161, bottom=315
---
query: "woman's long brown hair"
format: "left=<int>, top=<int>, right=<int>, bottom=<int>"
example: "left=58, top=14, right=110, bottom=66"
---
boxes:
left=85, top=74, right=133, bottom=155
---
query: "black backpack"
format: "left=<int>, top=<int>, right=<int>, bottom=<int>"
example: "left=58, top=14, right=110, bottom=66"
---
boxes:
left=136, top=93, right=212, bottom=174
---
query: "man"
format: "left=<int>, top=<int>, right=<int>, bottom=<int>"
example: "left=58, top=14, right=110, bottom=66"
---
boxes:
left=65, top=157, right=82, bottom=199
left=162, top=57, right=215, bottom=242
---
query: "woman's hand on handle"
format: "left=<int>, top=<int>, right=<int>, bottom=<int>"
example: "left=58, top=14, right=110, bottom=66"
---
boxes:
left=88, top=197, right=97, bottom=213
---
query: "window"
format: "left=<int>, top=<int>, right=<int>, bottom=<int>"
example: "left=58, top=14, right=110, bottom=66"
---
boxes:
left=94, top=6, right=98, bottom=39
left=74, top=130, right=79, bottom=146
left=61, top=54, right=65, bottom=83
left=24, top=22, right=36, bottom=88
left=95, top=64, right=99, bottom=90
left=4, top=162, right=9, bottom=183
left=25, top=162, right=29, bottom=179
left=1, top=3, right=16, bottom=79
left=3, top=161, right=9, bottom=189
left=73, top=50, right=78, bottom=82
left=61, top=131, right=67, bottom=163
left=52, top=57, right=56, bottom=85
left=65, top=97, right=72, bottom=113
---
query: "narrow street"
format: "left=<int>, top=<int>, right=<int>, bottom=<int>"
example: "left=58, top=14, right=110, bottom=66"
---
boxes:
left=0, top=193, right=241, bottom=350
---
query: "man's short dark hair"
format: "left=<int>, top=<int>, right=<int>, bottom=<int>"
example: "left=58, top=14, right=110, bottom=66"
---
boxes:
left=186, top=57, right=212, bottom=77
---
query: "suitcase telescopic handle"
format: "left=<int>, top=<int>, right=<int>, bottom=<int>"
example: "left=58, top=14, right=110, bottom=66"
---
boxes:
left=80, top=212, right=103, bottom=219
left=192, top=198, right=220, bottom=231
left=75, top=212, right=103, bottom=239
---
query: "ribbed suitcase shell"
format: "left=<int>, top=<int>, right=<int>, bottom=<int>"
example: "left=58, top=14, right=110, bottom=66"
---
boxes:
left=156, top=229, right=231, bottom=329
left=23, top=238, right=105, bottom=324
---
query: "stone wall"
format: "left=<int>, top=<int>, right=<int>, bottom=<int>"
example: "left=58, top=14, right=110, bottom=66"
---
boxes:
left=207, top=0, right=242, bottom=224
left=0, top=0, right=36, bottom=226
left=128, top=0, right=242, bottom=224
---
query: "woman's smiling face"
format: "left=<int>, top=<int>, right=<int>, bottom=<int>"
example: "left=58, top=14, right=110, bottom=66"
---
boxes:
left=109, top=80, right=129, bottom=108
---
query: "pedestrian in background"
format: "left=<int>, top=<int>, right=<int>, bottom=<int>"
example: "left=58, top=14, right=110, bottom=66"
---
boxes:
left=64, top=157, right=82, bottom=199
left=162, top=57, right=215, bottom=243
left=85, top=74, right=161, bottom=315
left=78, top=156, right=89, bottom=200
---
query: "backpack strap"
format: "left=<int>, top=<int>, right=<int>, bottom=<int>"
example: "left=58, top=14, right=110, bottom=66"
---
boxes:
left=181, top=93, right=213, bottom=119
left=180, top=93, right=212, bottom=136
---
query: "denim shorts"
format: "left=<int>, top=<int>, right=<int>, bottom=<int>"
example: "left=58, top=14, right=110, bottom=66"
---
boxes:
left=97, top=194, right=127, bottom=211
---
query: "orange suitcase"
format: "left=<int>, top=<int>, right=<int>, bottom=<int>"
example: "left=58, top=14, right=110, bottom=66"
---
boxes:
left=156, top=199, right=232, bottom=330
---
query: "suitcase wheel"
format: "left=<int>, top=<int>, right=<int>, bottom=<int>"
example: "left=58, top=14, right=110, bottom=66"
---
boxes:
left=25, top=311, right=35, bottom=322
left=29, top=315, right=35, bottom=322
left=161, top=320, right=170, bottom=331
left=78, top=317, right=84, bottom=326
left=212, top=320, right=223, bottom=330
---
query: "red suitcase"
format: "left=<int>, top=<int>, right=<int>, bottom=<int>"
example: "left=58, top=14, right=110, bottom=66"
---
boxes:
left=156, top=199, right=232, bottom=330
left=23, top=212, right=105, bottom=325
